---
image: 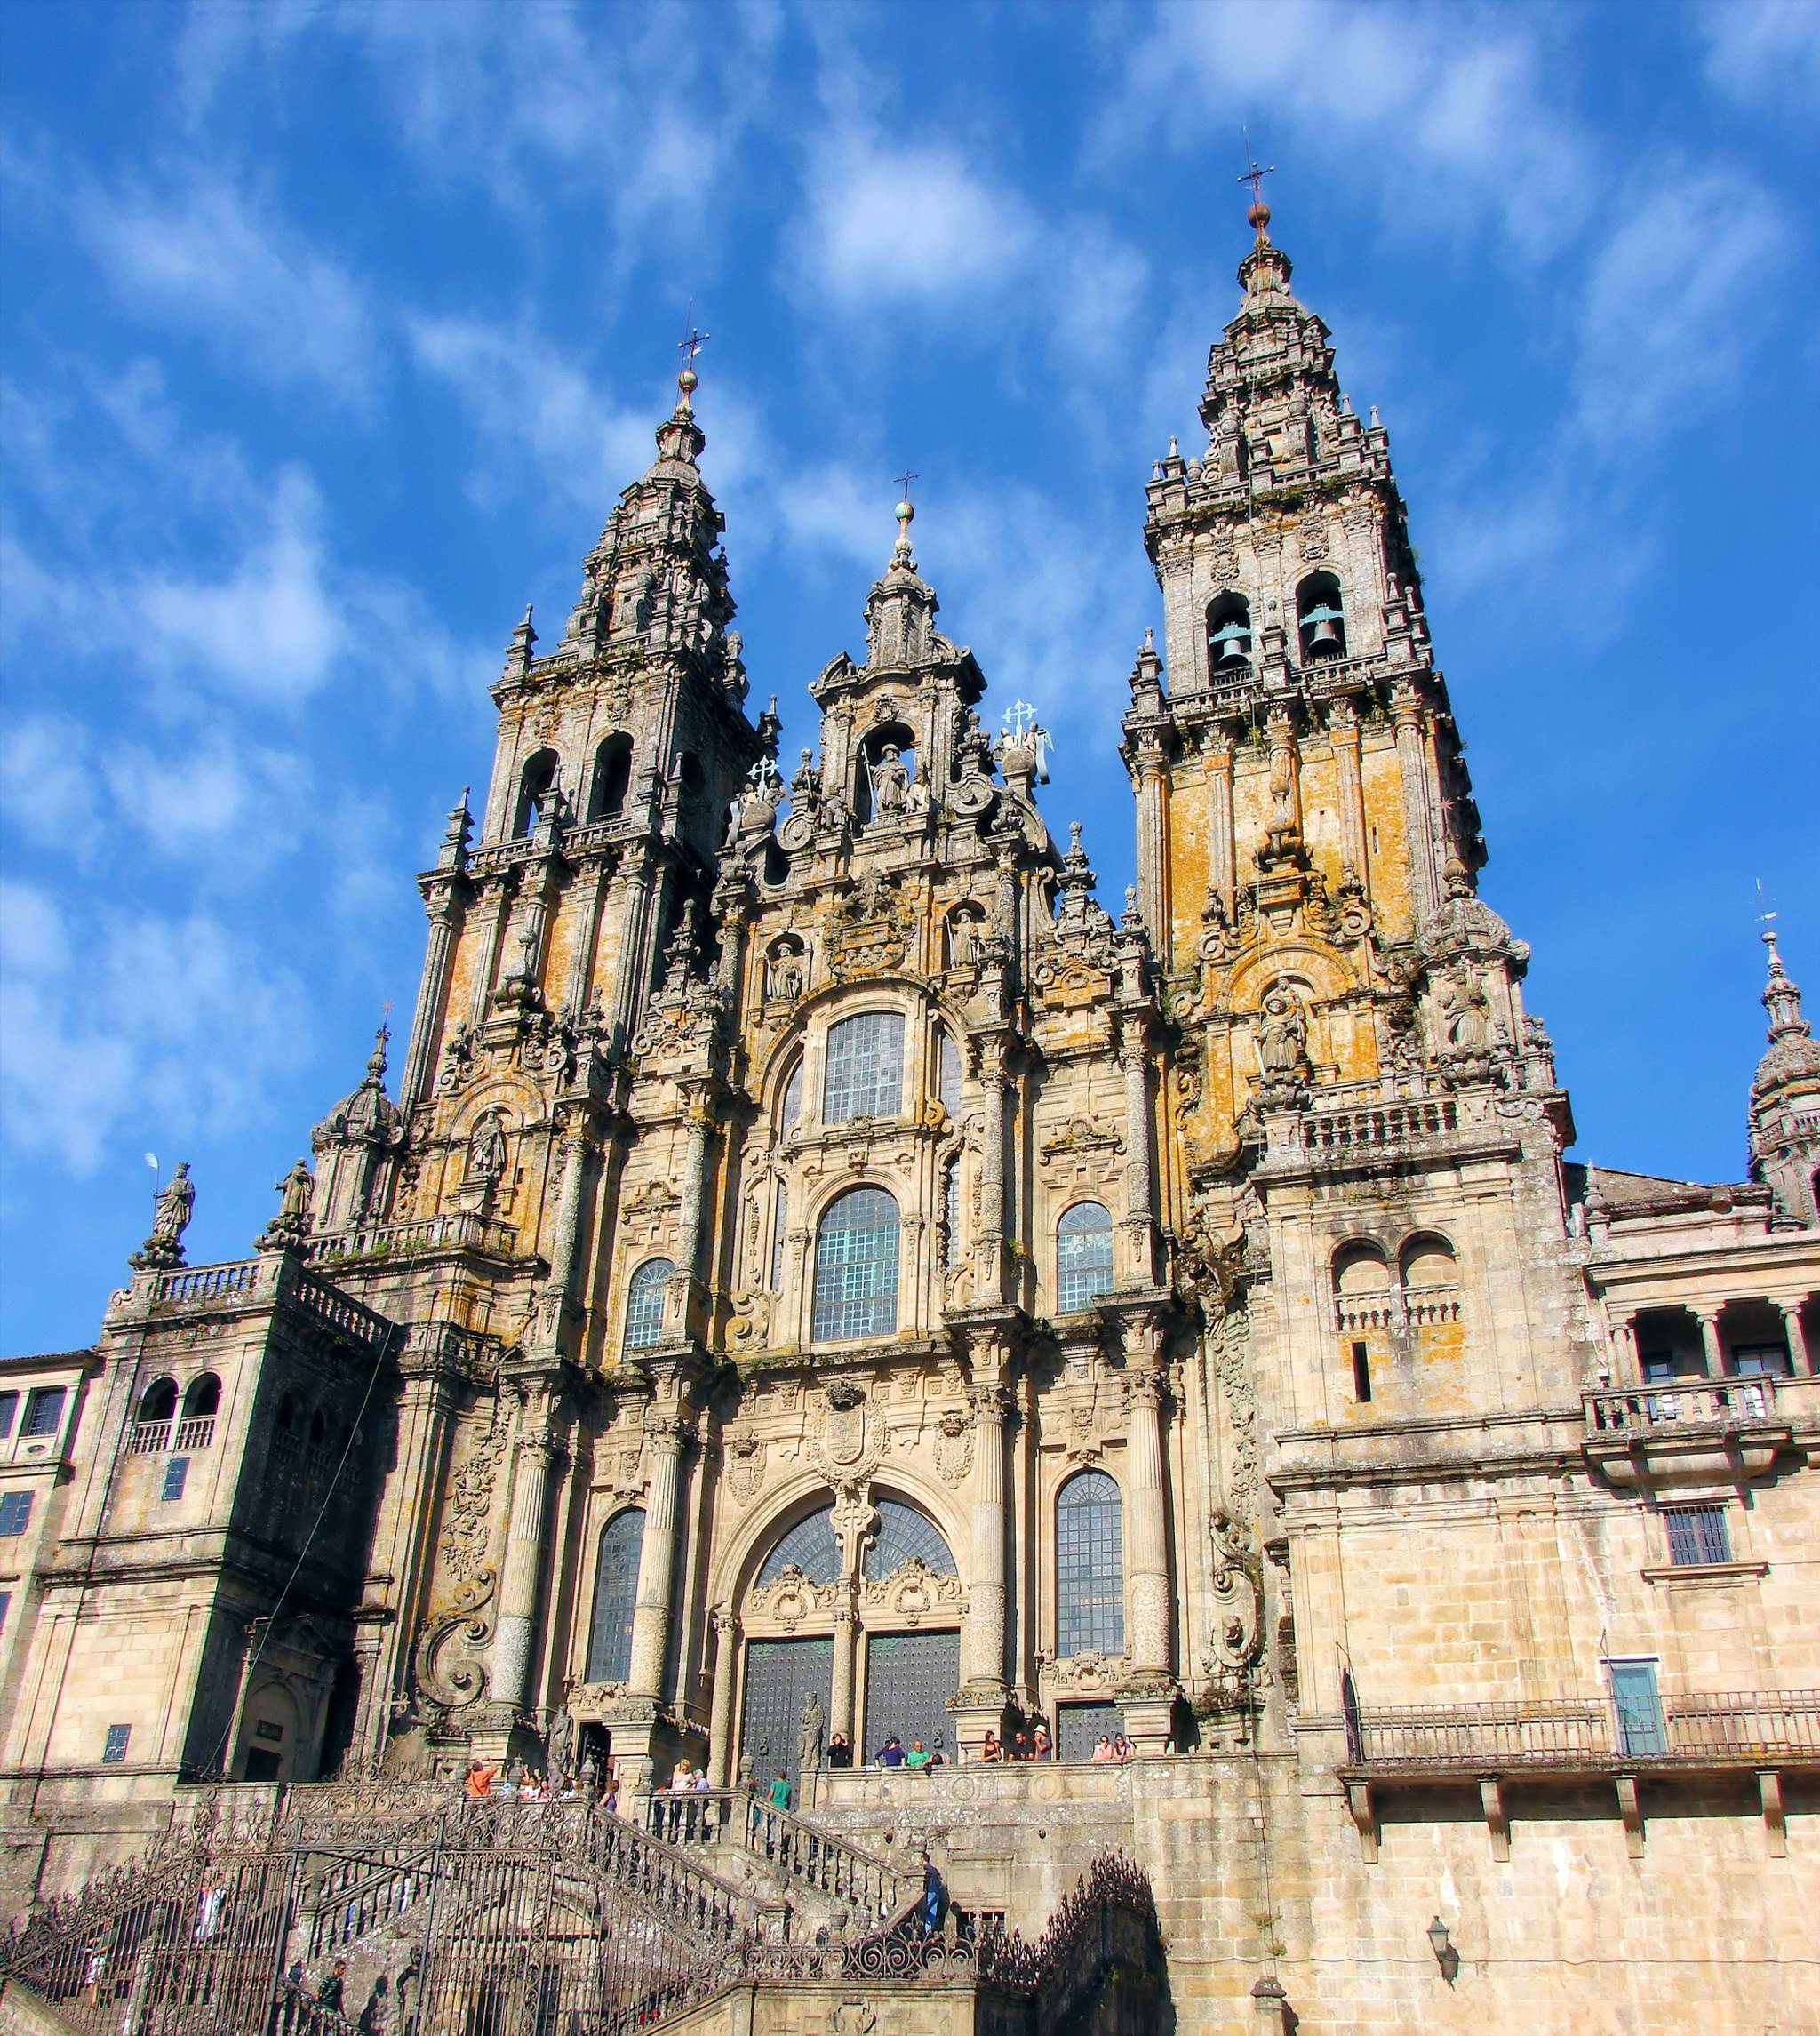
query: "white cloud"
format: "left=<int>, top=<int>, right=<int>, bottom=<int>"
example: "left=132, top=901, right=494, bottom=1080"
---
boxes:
left=1699, top=0, right=1820, bottom=112
left=72, top=171, right=381, bottom=403
left=0, top=879, right=306, bottom=1176
left=409, top=314, right=659, bottom=518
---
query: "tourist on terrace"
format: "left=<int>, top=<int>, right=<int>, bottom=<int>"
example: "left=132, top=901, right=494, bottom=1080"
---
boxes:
left=826, top=1730, right=852, bottom=1769
left=1091, top=1735, right=1114, bottom=1763
left=464, top=1758, right=496, bottom=1799
left=979, top=1729, right=1002, bottom=1762
left=920, top=1851, right=944, bottom=1937
left=1010, top=1729, right=1033, bottom=1761
left=1033, top=1723, right=1052, bottom=1760
left=904, top=1738, right=932, bottom=1770
left=1111, top=1733, right=1132, bottom=1763
left=876, top=1734, right=906, bottom=1768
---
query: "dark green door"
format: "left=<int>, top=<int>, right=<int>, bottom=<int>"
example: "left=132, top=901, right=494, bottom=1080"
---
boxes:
left=740, top=1637, right=834, bottom=1800
left=863, top=1629, right=960, bottom=1764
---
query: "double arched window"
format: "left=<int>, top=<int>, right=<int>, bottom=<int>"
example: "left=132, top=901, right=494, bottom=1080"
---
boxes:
left=586, top=1508, right=644, bottom=1683
left=811, top=1187, right=900, bottom=1343
left=1057, top=1202, right=1114, bottom=1313
left=1056, top=1470, right=1124, bottom=1657
left=823, top=1011, right=905, bottom=1123
left=622, top=1258, right=673, bottom=1353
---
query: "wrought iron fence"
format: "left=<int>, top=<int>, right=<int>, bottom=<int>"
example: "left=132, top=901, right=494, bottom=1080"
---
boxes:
left=641, top=1787, right=908, bottom=1923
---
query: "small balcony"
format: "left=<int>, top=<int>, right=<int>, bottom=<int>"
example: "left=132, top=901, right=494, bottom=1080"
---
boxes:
left=1583, top=1378, right=1791, bottom=1487
left=1333, top=1689, right=1819, bottom=1862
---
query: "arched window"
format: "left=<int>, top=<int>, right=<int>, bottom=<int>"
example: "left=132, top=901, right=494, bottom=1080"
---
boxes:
left=823, top=1011, right=905, bottom=1123
left=586, top=1508, right=645, bottom=1684
left=1297, top=572, right=1346, bottom=660
left=587, top=734, right=633, bottom=822
left=758, top=1505, right=842, bottom=1585
left=1057, top=1470, right=1124, bottom=1657
left=1057, top=1202, right=1114, bottom=1313
left=134, top=1379, right=177, bottom=1451
left=623, top=1258, right=674, bottom=1353
left=1401, top=1234, right=1457, bottom=1289
left=779, top=1056, right=803, bottom=1132
left=1333, top=1242, right=1395, bottom=1331
left=514, top=748, right=560, bottom=837
left=812, top=1187, right=900, bottom=1343
left=182, top=1374, right=220, bottom=1419
left=863, top=1499, right=957, bottom=1581
left=1207, top=592, right=1252, bottom=671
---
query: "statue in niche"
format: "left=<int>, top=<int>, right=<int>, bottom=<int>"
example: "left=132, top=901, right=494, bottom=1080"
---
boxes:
left=868, top=744, right=910, bottom=819
left=767, top=945, right=804, bottom=1005
left=1434, top=965, right=1490, bottom=1054
left=948, top=913, right=982, bottom=968
left=798, top=1689, right=826, bottom=1775
left=467, top=1115, right=508, bottom=1189
left=1257, top=985, right=1308, bottom=1077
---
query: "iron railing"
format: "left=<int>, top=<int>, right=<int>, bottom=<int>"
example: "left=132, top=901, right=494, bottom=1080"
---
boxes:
left=642, top=1788, right=909, bottom=1923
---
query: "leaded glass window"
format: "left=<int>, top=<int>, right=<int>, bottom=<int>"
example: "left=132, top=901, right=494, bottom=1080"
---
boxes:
left=770, top=1181, right=788, bottom=1291
left=938, top=1030, right=962, bottom=1118
left=587, top=1508, right=644, bottom=1682
left=623, top=1258, right=673, bottom=1353
left=780, top=1058, right=803, bottom=1131
left=812, top=1187, right=899, bottom=1342
left=1056, top=1469, right=1123, bottom=1657
left=823, top=1011, right=905, bottom=1123
left=1057, top=1202, right=1114, bottom=1313
left=759, top=1505, right=842, bottom=1585
left=863, top=1499, right=957, bottom=1581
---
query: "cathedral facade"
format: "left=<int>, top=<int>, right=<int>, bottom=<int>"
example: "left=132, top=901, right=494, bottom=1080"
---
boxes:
left=4, top=206, right=1818, bottom=2029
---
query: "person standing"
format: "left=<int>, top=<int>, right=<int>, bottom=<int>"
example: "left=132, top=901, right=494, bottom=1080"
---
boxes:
left=826, top=1730, right=852, bottom=1769
left=315, top=1959, right=348, bottom=2016
left=1033, top=1723, right=1052, bottom=1761
left=920, top=1851, right=943, bottom=1936
left=876, top=1734, right=906, bottom=1769
left=903, top=1739, right=931, bottom=1771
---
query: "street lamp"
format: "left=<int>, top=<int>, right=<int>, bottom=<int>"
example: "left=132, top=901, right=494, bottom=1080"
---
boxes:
left=1427, top=1915, right=1460, bottom=1984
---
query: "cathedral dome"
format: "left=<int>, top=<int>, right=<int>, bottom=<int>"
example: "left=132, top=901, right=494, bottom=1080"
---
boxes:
left=313, top=1025, right=402, bottom=1149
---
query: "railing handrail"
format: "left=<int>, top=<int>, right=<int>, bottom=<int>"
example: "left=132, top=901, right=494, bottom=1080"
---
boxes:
left=649, top=1786, right=905, bottom=1886
left=1584, top=1376, right=1780, bottom=1435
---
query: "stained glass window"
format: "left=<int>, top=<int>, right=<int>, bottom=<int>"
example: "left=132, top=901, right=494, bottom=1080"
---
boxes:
left=1057, top=1469, right=1123, bottom=1657
left=1057, top=1202, right=1114, bottom=1313
left=823, top=1012, right=905, bottom=1123
left=812, top=1187, right=899, bottom=1343
left=863, top=1499, right=957, bottom=1581
left=623, top=1258, right=673, bottom=1353
left=759, top=1505, right=842, bottom=1585
left=586, top=1508, right=645, bottom=1683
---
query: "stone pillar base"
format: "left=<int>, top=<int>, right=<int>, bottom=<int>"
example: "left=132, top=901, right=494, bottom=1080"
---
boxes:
left=951, top=1692, right=1013, bottom=1762
left=1119, top=1692, right=1178, bottom=1757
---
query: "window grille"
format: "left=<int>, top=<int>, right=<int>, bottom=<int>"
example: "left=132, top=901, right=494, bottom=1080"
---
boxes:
left=0, top=1492, right=32, bottom=1537
left=823, top=1012, right=905, bottom=1123
left=812, top=1187, right=900, bottom=1343
left=1056, top=1470, right=1124, bottom=1657
left=942, top=1161, right=961, bottom=1268
left=586, top=1508, right=645, bottom=1684
left=863, top=1499, right=957, bottom=1581
left=622, top=1258, right=674, bottom=1353
left=101, top=1724, right=131, bottom=1765
left=161, top=1459, right=189, bottom=1504
left=21, top=1389, right=65, bottom=1440
left=1664, top=1504, right=1731, bottom=1566
left=759, top=1505, right=842, bottom=1585
left=1057, top=1202, right=1114, bottom=1312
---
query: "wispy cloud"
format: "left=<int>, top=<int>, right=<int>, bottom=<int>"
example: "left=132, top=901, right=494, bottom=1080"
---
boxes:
left=1698, top=0, right=1820, bottom=114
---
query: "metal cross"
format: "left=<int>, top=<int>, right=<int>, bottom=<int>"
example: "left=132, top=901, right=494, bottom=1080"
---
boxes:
left=1003, top=699, right=1039, bottom=742
left=1238, top=135, right=1275, bottom=207
left=895, top=469, right=921, bottom=503
left=679, top=323, right=709, bottom=371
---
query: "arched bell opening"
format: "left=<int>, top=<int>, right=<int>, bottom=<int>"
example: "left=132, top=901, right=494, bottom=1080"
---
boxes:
left=1297, top=571, right=1346, bottom=660
left=1207, top=591, right=1252, bottom=674
left=513, top=747, right=560, bottom=838
left=586, top=733, right=633, bottom=821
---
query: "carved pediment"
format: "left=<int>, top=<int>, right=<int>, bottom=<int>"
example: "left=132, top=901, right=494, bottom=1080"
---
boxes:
left=1040, top=1119, right=1125, bottom=1168
left=747, top=1564, right=843, bottom=1629
left=862, top=1556, right=965, bottom=1628
left=1045, top=1647, right=1128, bottom=1694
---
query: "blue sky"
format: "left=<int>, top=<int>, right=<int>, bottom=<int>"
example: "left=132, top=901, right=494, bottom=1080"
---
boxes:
left=2, top=0, right=1816, bottom=1354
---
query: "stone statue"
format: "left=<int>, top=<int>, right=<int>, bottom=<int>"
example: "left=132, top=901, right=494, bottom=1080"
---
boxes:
left=868, top=744, right=910, bottom=819
left=467, top=1115, right=508, bottom=1186
left=798, top=1689, right=826, bottom=1775
left=258, top=1158, right=315, bottom=1254
left=1258, top=986, right=1307, bottom=1077
left=1435, top=966, right=1489, bottom=1054
left=131, top=1162, right=194, bottom=1269
left=767, top=946, right=804, bottom=1004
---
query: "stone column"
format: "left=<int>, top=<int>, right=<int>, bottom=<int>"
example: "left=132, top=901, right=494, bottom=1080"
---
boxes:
left=963, top=1385, right=1011, bottom=1693
left=1694, top=1306, right=1726, bottom=1379
left=491, top=1430, right=561, bottom=1712
left=1327, top=700, right=1370, bottom=901
left=401, top=888, right=462, bottom=1109
left=627, top=1415, right=691, bottom=1699
left=1206, top=731, right=1235, bottom=913
left=1123, top=1365, right=1172, bottom=1678
left=975, top=1046, right=1008, bottom=1304
left=673, top=1098, right=715, bottom=1284
left=533, top=1118, right=596, bottom=1359
left=467, top=879, right=516, bottom=1026
left=607, top=858, right=659, bottom=1061
left=830, top=1601, right=858, bottom=1752
left=1118, top=1018, right=1156, bottom=1288
left=707, top=1608, right=738, bottom=1786
left=562, top=862, right=611, bottom=1014
left=1606, top=1315, right=1636, bottom=1384
left=1775, top=1298, right=1814, bottom=1375
left=1133, top=749, right=1169, bottom=958
left=1390, top=683, right=1439, bottom=922
left=369, top=1335, right=463, bottom=1721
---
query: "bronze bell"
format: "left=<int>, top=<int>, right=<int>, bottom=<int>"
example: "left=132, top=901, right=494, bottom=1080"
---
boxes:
left=1306, top=617, right=1340, bottom=654
left=1211, top=621, right=1250, bottom=667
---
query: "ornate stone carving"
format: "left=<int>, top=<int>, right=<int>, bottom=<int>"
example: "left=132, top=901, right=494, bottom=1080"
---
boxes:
left=1038, top=1119, right=1125, bottom=1169
left=441, top=1395, right=508, bottom=1583
left=934, top=1406, right=974, bottom=1486
left=725, top=1430, right=767, bottom=1503
left=728, top=1289, right=772, bottom=1350
left=1211, top=1305, right=1257, bottom=1516
left=412, top=1567, right=495, bottom=1717
left=747, top=1563, right=842, bottom=1629
left=862, top=1556, right=965, bottom=1627
left=1046, top=1648, right=1127, bottom=1694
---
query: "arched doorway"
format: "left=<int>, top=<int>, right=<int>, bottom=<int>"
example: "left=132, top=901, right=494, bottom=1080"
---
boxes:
left=737, top=1494, right=962, bottom=1792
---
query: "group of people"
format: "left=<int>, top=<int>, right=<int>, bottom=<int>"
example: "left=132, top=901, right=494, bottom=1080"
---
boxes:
left=463, top=1753, right=620, bottom=1815
left=280, top=1956, right=399, bottom=2033
left=978, top=1723, right=1053, bottom=1762
left=873, top=1734, right=946, bottom=1770
left=1090, top=1733, right=1135, bottom=1763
